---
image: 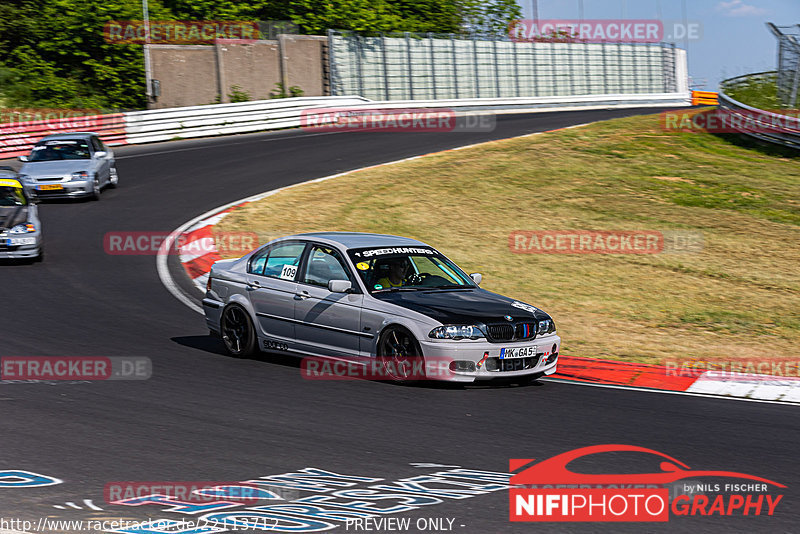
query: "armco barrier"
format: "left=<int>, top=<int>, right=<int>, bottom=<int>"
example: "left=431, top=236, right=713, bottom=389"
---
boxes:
left=2, top=92, right=690, bottom=158
left=122, top=96, right=372, bottom=144
left=0, top=113, right=125, bottom=159
left=719, top=73, right=800, bottom=150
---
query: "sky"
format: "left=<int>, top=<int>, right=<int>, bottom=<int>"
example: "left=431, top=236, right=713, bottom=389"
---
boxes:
left=515, top=0, right=800, bottom=89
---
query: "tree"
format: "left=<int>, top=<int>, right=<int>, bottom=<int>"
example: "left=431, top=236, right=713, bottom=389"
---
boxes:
left=0, top=0, right=523, bottom=110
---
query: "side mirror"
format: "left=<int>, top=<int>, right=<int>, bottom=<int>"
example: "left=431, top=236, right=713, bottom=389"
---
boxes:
left=328, top=279, right=352, bottom=293
left=18, top=155, right=28, bottom=162
left=94, top=151, right=107, bottom=158
left=469, top=273, right=482, bottom=285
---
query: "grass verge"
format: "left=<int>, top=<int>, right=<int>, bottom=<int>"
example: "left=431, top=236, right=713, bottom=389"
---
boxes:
left=216, top=113, right=800, bottom=365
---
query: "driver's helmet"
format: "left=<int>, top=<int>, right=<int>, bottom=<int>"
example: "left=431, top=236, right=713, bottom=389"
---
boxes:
left=374, top=256, right=410, bottom=280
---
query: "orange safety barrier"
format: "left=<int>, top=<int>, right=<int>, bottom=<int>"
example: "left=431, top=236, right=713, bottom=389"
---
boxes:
left=692, top=90, right=719, bottom=106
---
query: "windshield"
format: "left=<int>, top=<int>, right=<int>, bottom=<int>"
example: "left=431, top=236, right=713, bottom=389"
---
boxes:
left=347, top=246, right=475, bottom=293
left=0, top=186, right=27, bottom=206
left=29, top=139, right=91, bottom=161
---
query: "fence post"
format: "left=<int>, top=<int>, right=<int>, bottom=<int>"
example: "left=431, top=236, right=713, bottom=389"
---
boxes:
left=451, top=34, right=459, bottom=99
left=512, top=40, right=521, bottom=97
left=405, top=32, right=414, bottom=100
left=327, top=30, right=337, bottom=96
left=429, top=33, right=437, bottom=100
left=473, top=35, right=481, bottom=98
left=355, top=35, right=365, bottom=98
left=381, top=33, right=390, bottom=100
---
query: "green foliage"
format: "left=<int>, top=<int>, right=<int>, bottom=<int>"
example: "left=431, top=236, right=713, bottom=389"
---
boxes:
left=227, top=85, right=251, bottom=102
left=270, top=82, right=304, bottom=98
left=723, top=74, right=782, bottom=111
left=0, top=0, right=522, bottom=110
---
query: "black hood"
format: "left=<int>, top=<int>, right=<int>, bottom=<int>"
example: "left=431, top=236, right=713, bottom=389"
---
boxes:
left=0, top=206, right=27, bottom=231
left=372, top=287, right=551, bottom=325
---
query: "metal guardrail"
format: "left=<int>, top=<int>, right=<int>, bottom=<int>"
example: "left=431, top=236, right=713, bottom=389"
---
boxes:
left=718, top=72, right=800, bottom=150
left=1, top=92, right=691, bottom=159
left=123, top=96, right=372, bottom=144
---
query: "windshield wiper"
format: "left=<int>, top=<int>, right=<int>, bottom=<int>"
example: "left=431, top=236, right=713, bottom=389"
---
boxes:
left=372, top=287, right=423, bottom=293
left=425, top=285, right=474, bottom=290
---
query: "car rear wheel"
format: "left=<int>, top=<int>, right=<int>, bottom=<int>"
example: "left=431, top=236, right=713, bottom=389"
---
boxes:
left=108, top=166, right=118, bottom=188
left=377, top=327, right=425, bottom=381
left=220, top=305, right=257, bottom=358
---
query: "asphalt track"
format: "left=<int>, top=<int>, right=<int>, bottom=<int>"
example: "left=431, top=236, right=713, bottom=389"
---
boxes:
left=1, top=108, right=798, bottom=534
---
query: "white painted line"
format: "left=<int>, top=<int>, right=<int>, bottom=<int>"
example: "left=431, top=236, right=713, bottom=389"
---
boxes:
left=84, top=498, right=103, bottom=511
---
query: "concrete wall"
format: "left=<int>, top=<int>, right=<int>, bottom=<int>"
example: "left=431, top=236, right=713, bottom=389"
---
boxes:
left=148, top=36, right=326, bottom=109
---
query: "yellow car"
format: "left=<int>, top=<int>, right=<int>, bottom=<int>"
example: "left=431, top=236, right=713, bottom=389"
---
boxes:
left=0, top=172, right=43, bottom=261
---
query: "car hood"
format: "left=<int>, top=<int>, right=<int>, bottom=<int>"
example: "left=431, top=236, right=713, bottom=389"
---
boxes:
left=371, top=288, right=551, bottom=325
left=0, top=205, right=29, bottom=231
left=20, top=160, right=92, bottom=176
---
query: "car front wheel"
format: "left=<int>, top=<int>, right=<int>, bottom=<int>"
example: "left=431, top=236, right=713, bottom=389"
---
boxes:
left=377, top=327, right=425, bottom=381
left=108, top=166, right=119, bottom=188
left=90, top=175, right=100, bottom=200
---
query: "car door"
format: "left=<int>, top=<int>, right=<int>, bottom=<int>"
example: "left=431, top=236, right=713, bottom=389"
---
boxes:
left=293, top=243, right=364, bottom=358
left=245, top=241, right=307, bottom=346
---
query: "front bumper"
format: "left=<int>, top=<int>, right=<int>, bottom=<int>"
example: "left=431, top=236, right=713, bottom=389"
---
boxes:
left=25, top=181, right=94, bottom=199
left=419, top=334, right=561, bottom=382
left=0, top=233, right=42, bottom=259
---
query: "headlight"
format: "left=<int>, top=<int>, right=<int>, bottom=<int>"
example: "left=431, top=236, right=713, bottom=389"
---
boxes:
left=538, top=319, right=555, bottom=335
left=429, top=325, right=484, bottom=340
left=10, top=223, right=36, bottom=234
left=70, top=171, right=89, bottom=181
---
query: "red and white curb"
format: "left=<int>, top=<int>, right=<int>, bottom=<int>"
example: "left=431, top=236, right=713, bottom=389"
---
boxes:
left=550, top=356, right=800, bottom=403
left=158, top=127, right=798, bottom=405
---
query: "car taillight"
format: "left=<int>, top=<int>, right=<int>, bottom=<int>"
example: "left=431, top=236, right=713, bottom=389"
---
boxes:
left=206, top=277, right=213, bottom=292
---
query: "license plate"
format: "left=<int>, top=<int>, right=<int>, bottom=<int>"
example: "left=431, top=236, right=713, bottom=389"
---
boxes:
left=7, top=237, right=36, bottom=246
left=38, top=184, right=63, bottom=191
left=500, top=345, right=538, bottom=359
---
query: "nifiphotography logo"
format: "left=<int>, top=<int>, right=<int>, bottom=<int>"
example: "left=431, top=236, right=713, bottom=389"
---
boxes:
left=509, top=445, right=785, bottom=522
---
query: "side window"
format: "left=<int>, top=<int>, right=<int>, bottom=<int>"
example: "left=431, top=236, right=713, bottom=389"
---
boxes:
left=90, top=136, right=102, bottom=153
left=261, top=242, right=306, bottom=280
left=248, top=247, right=270, bottom=275
left=302, top=245, right=352, bottom=288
